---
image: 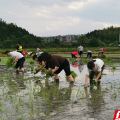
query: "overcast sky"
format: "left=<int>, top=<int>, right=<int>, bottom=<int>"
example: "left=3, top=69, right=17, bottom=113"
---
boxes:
left=0, top=0, right=120, bottom=37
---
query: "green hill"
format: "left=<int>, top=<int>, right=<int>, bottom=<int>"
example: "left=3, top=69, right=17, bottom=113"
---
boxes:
left=0, top=19, right=42, bottom=48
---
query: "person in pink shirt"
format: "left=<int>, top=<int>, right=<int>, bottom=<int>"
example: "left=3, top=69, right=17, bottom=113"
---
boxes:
left=37, top=48, right=40, bottom=52
left=71, top=51, right=78, bottom=58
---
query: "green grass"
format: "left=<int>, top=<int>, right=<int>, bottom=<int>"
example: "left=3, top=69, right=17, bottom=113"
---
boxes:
left=0, top=47, right=120, bottom=53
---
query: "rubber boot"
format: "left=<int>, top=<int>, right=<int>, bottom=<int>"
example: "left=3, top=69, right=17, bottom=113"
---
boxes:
left=54, top=79, right=59, bottom=83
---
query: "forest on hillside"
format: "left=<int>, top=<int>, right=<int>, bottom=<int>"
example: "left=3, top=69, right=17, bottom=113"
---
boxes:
left=0, top=19, right=119, bottom=49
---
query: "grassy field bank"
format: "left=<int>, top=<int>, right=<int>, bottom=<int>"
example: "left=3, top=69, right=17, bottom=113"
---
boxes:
left=0, top=47, right=120, bottom=54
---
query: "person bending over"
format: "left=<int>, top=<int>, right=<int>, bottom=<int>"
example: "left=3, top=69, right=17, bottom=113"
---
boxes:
left=34, top=52, right=74, bottom=83
left=71, top=51, right=78, bottom=58
left=85, top=58, right=104, bottom=87
left=33, top=54, right=54, bottom=73
left=5, top=51, right=25, bottom=73
left=98, top=48, right=106, bottom=57
left=87, top=50, right=92, bottom=59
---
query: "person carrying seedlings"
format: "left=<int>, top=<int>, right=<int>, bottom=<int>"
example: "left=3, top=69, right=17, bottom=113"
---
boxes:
left=5, top=51, right=25, bottom=73
left=77, top=44, right=83, bottom=58
left=34, top=52, right=74, bottom=83
left=87, top=50, right=92, bottom=59
left=16, top=42, right=23, bottom=53
left=98, top=48, right=106, bottom=57
left=71, top=51, right=78, bottom=58
left=85, top=58, right=104, bottom=87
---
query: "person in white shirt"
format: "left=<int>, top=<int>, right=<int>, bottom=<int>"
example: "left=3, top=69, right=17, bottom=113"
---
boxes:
left=87, top=50, right=92, bottom=59
left=78, top=44, right=83, bottom=58
left=5, top=51, right=25, bottom=73
left=85, top=58, right=104, bottom=87
left=36, top=52, right=43, bottom=56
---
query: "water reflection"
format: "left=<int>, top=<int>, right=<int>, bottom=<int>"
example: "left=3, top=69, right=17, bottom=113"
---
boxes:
left=38, top=78, right=73, bottom=114
left=71, top=59, right=84, bottom=73
left=85, top=85, right=105, bottom=112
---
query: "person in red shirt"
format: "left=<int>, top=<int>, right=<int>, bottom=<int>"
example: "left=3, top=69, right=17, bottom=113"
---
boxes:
left=98, top=48, right=106, bottom=57
left=71, top=51, right=78, bottom=58
left=22, top=51, right=27, bottom=57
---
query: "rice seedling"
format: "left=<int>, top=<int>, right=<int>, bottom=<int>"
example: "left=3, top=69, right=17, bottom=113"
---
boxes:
left=19, top=114, right=24, bottom=120
left=6, top=58, right=14, bottom=68
left=41, top=68, right=45, bottom=72
left=46, top=71, right=52, bottom=77
left=69, top=58, right=75, bottom=62
left=12, top=64, right=16, bottom=69
left=93, top=81, right=98, bottom=86
left=38, top=64, right=41, bottom=67
left=111, top=91, right=117, bottom=100
left=107, top=58, right=112, bottom=61
left=102, top=73, right=106, bottom=75
left=84, top=58, right=89, bottom=63
left=31, top=66, right=34, bottom=71
left=112, top=66, right=116, bottom=71
left=0, top=102, right=2, bottom=111
left=15, top=103, right=19, bottom=111
left=30, top=60, right=34, bottom=64
left=71, top=71, right=77, bottom=78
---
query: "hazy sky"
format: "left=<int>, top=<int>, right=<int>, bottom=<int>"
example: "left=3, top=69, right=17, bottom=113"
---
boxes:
left=0, top=0, right=120, bottom=37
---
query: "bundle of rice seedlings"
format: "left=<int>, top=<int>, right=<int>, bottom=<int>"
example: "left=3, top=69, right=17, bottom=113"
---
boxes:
left=84, top=58, right=89, bottom=63
left=46, top=71, right=52, bottom=77
left=30, top=61, right=34, bottom=64
left=31, top=66, right=34, bottom=71
left=6, top=58, right=14, bottom=69
left=112, top=66, right=116, bottom=71
left=41, top=68, right=45, bottom=72
left=71, top=71, right=77, bottom=78
left=13, top=64, right=16, bottom=69
left=38, top=64, right=41, bottom=67
left=70, top=58, right=75, bottom=62
left=93, top=81, right=98, bottom=86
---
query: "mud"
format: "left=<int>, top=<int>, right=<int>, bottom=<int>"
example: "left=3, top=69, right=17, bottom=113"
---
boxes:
left=0, top=60, right=120, bottom=120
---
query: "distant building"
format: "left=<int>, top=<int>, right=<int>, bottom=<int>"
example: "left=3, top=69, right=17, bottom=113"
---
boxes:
left=42, top=34, right=80, bottom=42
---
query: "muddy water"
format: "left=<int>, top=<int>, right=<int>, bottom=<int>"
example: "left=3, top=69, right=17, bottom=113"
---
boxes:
left=0, top=60, right=120, bottom=120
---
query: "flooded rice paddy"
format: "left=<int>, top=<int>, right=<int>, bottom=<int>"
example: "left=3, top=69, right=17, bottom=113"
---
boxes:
left=0, top=59, right=120, bottom=120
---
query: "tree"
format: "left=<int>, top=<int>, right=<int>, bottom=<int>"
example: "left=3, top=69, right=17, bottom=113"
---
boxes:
left=89, top=38, right=99, bottom=47
left=77, top=35, right=88, bottom=46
